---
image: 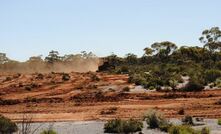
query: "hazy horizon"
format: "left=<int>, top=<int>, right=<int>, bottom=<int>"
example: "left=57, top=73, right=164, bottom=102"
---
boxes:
left=0, top=0, right=221, bottom=61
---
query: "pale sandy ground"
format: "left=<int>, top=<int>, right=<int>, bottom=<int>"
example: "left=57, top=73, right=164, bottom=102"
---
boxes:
left=15, top=119, right=221, bottom=134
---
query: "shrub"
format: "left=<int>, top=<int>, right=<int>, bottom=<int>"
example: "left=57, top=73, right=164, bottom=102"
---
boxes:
left=181, top=79, right=204, bottom=92
left=123, top=119, right=143, bottom=134
left=182, top=115, right=194, bottom=125
left=117, top=66, right=129, bottom=74
left=144, top=109, right=169, bottom=129
left=0, top=114, right=18, bottom=134
left=40, top=130, right=57, bottom=134
left=104, top=119, right=123, bottom=133
left=62, top=73, right=70, bottom=81
left=204, top=69, right=221, bottom=83
left=218, top=119, right=221, bottom=125
left=169, top=79, right=178, bottom=90
left=215, top=78, right=221, bottom=87
left=201, top=127, right=210, bottom=134
left=168, top=125, right=197, bottom=134
left=128, top=74, right=146, bottom=86
left=104, top=119, right=143, bottom=133
left=159, top=123, right=173, bottom=132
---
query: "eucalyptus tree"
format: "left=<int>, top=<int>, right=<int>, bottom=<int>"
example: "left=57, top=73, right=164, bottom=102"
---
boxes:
left=199, top=27, right=221, bottom=62
left=125, top=53, right=138, bottom=64
left=143, top=47, right=154, bottom=56
left=199, top=27, right=221, bottom=53
left=45, top=50, right=62, bottom=63
left=151, top=41, right=177, bottom=61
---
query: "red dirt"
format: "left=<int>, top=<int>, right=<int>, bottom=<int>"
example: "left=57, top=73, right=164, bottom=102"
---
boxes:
left=0, top=72, right=221, bottom=122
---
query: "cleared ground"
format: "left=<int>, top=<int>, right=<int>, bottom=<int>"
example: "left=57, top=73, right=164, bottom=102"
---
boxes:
left=0, top=72, right=221, bottom=122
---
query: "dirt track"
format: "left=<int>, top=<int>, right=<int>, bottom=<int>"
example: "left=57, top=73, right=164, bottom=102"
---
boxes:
left=0, top=72, right=221, bottom=122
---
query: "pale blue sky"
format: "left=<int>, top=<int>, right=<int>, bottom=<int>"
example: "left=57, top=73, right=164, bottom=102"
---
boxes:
left=0, top=0, right=220, bottom=61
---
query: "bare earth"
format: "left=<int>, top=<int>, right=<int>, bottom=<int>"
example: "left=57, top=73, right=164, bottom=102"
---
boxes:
left=0, top=72, right=221, bottom=122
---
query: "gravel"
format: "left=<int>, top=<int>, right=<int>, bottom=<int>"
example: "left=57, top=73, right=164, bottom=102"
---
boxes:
left=15, top=119, right=221, bottom=134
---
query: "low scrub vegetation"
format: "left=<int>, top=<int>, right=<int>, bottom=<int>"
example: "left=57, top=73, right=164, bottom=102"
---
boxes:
left=169, top=125, right=210, bottom=134
left=201, top=127, right=210, bottom=134
left=0, top=114, right=18, bottom=134
left=104, top=119, right=143, bottom=133
left=180, top=80, right=204, bottom=92
left=144, top=109, right=171, bottom=132
left=98, top=27, right=221, bottom=91
left=143, top=110, right=210, bottom=134
left=218, top=119, right=221, bottom=125
left=40, top=129, right=57, bottom=134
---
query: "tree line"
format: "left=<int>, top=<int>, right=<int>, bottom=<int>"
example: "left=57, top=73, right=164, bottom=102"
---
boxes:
left=99, top=27, right=221, bottom=91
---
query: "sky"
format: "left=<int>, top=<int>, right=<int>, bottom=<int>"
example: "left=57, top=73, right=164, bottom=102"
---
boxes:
left=0, top=0, right=221, bottom=61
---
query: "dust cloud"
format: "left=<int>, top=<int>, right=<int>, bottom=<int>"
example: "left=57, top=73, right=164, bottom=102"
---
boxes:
left=0, top=52, right=103, bottom=74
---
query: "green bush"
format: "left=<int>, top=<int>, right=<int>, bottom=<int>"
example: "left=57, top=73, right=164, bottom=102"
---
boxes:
left=169, top=125, right=210, bottom=134
left=215, top=78, right=221, bottom=87
left=144, top=109, right=169, bottom=130
left=204, top=69, right=221, bottom=83
left=128, top=74, right=147, bottom=86
left=218, top=119, right=221, bottom=125
left=0, top=115, right=18, bottom=134
left=201, top=127, right=210, bottom=134
left=169, top=125, right=197, bottom=134
left=104, top=118, right=143, bottom=133
left=117, top=66, right=129, bottom=74
left=40, top=129, right=57, bottom=134
left=181, top=79, right=204, bottom=92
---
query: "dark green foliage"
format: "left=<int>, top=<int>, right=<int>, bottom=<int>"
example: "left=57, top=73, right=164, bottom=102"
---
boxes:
left=201, top=127, right=210, bottom=134
left=45, top=50, right=61, bottom=63
left=144, top=110, right=168, bottom=129
left=169, top=125, right=198, bottom=134
left=40, top=130, right=57, bottom=134
left=181, top=79, right=204, bottom=92
left=204, top=69, right=221, bottom=83
left=169, top=125, right=210, bottom=134
left=0, top=115, right=18, bottom=134
left=117, top=66, right=129, bottom=74
left=98, top=27, right=221, bottom=91
left=218, top=119, right=221, bottom=125
left=104, top=119, right=143, bottom=133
